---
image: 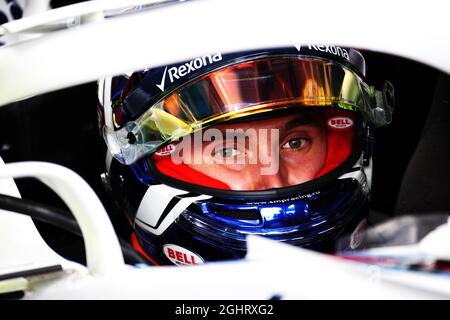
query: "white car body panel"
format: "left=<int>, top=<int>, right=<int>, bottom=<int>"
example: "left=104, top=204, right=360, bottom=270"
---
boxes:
left=0, top=0, right=449, bottom=299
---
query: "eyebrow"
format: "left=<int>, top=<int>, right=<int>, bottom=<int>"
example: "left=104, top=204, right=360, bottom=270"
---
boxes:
left=284, top=114, right=322, bottom=131
left=200, top=126, right=254, bottom=140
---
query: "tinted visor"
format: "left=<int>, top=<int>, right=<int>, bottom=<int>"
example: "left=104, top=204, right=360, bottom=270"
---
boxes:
left=105, top=56, right=391, bottom=165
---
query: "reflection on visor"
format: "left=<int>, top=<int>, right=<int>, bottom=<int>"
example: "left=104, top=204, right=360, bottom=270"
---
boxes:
left=105, top=56, right=391, bottom=165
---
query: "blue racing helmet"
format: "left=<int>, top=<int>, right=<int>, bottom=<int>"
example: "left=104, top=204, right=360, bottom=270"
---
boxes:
left=98, top=45, right=394, bottom=265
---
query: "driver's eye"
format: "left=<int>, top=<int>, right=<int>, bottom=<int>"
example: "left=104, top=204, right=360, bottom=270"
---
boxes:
left=282, top=138, right=307, bottom=149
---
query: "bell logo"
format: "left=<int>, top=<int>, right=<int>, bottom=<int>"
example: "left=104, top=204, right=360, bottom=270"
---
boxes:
left=163, top=244, right=205, bottom=266
left=327, top=117, right=354, bottom=129
left=154, top=144, right=176, bottom=157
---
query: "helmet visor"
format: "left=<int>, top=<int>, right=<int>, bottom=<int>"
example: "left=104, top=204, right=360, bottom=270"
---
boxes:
left=151, top=107, right=357, bottom=191
left=105, top=56, right=391, bottom=165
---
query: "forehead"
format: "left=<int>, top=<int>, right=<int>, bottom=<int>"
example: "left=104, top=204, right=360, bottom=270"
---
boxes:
left=212, top=110, right=325, bottom=131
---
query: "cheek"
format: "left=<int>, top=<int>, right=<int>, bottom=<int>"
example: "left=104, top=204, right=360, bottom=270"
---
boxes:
left=309, top=135, right=328, bottom=169
left=281, top=155, right=323, bottom=184
left=281, top=134, right=328, bottom=183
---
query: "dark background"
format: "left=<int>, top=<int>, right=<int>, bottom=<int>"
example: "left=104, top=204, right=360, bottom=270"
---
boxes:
left=1, top=0, right=449, bottom=264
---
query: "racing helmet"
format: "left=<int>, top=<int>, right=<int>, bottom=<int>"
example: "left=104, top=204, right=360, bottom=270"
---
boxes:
left=98, top=45, right=394, bottom=265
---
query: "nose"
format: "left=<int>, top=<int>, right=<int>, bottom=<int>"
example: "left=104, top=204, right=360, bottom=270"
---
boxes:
left=253, top=171, right=285, bottom=190
left=246, top=134, right=284, bottom=190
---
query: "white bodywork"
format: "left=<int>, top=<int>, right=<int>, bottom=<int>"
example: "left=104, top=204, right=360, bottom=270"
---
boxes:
left=0, top=0, right=450, bottom=299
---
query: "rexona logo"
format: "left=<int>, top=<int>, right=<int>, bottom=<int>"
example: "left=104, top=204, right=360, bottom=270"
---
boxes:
left=156, top=53, right=222, bottom=92
left=163, top=244, right=205, bottom=266
left=327, top=117, right=354, bottom=129
left=307, top=44, right=349, bottom=60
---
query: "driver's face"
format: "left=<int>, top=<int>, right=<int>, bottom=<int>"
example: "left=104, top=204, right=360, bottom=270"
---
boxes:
left=184, top=112, right=328, bottom=190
